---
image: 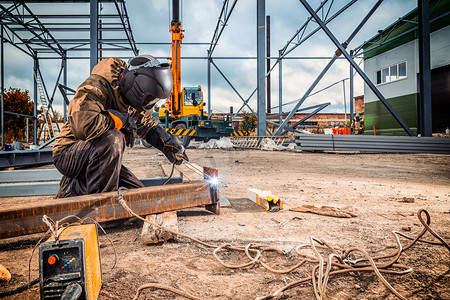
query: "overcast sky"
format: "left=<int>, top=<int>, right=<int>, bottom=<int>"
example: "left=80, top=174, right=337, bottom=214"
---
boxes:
left=2, top=0, right=417, bottom=116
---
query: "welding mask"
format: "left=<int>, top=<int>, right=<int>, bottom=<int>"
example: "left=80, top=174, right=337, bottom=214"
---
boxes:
left=119, top=55, right=173, bottom=111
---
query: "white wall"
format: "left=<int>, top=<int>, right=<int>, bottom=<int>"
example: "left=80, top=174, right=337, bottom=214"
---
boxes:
left=364, top=25, right=450, bottom=104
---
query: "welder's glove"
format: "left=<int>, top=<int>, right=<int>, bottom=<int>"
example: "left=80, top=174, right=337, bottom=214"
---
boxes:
left=145, top=125, right=189, bottom=165
left=106, top=109, right=137, bottom=147
left=120, top=127, right=135, bottom=148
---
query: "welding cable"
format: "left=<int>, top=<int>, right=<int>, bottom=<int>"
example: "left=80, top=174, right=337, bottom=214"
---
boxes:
left=162, top=162, right=176, bottom=185
left=132, top=283, right=201, bottom=300
left=0, top=277, right=39, bottom=297
left=261, top=209, right=449, bottom=300
left=118, top=193, right=448, bottom=300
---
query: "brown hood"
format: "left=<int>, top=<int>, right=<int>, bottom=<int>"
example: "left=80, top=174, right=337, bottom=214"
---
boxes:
left=91, top=57, right=128, bottom=110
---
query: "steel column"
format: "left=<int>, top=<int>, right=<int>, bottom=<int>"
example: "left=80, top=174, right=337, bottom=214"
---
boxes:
left=299, top=0, right=414, bottom=136
left=278, top=50, right=282, bottom=124
left=1, top=25, right=3, bottom=148
left=256, top=0, right=266, bottom=136
left=207, top=51, right=211, bottom=118
left=418, top=0, right=432, bottom=136
left=266, top=15, right=271, bottom=114
left=90, top=0, right=98, bottom=71
left=349, top=50, right=354, bottom=134
left=63, top=53, right=68, bottom=122
left=343, top=80, right=347, bottom=131
left=0, top=180, right=218, bottom=239
left=33, top=55, right=38, bottom=144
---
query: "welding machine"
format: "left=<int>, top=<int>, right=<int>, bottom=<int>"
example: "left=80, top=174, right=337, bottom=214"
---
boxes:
left=39, top=224, right=102, bottom=300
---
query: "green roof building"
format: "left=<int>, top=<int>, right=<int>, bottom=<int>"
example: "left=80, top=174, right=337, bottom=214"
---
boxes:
left=361, top=0, right=450, bottom=135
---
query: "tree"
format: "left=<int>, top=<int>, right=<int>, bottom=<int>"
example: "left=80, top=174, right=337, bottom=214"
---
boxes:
left=2, top=88, right=41, bottom=143
left=239, top=111, right=257, bottom=131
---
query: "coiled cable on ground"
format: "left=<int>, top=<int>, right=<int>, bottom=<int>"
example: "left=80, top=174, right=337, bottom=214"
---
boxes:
left=117, top=188, right=449, bottom=300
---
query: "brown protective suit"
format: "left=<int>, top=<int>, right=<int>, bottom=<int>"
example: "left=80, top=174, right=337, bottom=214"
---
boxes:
left=53, top=57, right=158, bottom=197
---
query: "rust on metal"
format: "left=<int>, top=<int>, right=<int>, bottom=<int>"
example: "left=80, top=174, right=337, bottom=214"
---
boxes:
left=0, top=180, right=217, bottom=239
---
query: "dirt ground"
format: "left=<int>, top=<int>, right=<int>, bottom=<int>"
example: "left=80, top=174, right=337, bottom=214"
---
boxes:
left=0, top=145, right=449, bottom=299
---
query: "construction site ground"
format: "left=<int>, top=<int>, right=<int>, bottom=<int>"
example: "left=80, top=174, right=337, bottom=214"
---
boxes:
left=0, top=145, right=449, bottom=299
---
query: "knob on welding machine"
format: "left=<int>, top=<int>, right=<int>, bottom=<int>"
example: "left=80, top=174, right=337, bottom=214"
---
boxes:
left=39, top=224, right=102, bottom=300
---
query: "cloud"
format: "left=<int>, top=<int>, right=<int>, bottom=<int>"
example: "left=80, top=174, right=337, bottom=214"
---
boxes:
left=3, top=0, right=418, bottom=118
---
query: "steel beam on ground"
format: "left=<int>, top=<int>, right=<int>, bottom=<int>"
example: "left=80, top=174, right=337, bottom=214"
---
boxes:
left=294, top=134, right=450, bottom=154
left=0, top=169, right=61, bottom=183
left=299, top=0, right=414, bottom=136
left=0, top=180, right=217, bottom=239
left=0, top=149, right=53, bottom=169
left=0, top=176, right=183, bottom=197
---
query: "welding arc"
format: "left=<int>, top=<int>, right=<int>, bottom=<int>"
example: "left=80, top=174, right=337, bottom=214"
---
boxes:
left=118, top=190, right=449, bottom=300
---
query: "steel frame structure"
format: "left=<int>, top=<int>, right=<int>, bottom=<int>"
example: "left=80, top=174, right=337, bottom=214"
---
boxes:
left=0, top=0, right=137, bottom=147
left=206, top=0, right=431, bottom=137
left=0, top=0, right=434, bottom=151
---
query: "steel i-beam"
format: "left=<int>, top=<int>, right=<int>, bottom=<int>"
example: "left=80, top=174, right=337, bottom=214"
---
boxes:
left=0, top=179, right=219, bottom=239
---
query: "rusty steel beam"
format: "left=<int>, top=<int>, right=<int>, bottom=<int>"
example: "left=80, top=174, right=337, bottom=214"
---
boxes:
left=0, top=180, right=218, bottom=239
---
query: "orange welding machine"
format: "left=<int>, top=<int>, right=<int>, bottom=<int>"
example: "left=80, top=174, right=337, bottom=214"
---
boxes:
left=39, top=224, right=102, bottom=300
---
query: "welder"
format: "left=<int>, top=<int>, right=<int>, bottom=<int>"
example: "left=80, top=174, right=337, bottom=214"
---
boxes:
left=53, top=55, right=188, bottom=198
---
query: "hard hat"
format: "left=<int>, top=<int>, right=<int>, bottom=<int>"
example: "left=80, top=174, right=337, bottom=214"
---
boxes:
left=119, top=55, right=173, bottom=111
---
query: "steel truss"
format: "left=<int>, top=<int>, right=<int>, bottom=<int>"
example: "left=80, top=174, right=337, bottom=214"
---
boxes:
left=0, top=0, right=138, bottom=147
left=206, top=0, right=432, bottom=138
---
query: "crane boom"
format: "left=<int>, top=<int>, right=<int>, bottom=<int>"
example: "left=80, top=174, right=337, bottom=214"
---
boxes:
left=170, top=0, right=183, bottom=117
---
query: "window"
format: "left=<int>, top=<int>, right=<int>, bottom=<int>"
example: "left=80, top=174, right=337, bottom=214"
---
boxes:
left=375, top=61, right=407, bottom=85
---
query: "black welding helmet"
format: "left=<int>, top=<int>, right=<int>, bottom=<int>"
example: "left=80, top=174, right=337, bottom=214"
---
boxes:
left=119, top=55, right=173, bottom=111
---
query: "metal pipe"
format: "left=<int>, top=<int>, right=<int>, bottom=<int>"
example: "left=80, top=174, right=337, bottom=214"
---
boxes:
left=256, top=0, right=266, bottom=136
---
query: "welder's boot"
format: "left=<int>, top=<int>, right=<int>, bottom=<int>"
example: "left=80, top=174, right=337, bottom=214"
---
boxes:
left=55, top=175, right=75, bottom=198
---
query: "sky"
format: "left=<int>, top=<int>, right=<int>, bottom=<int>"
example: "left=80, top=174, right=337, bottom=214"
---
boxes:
left=2, top=0, right=418, bottom=116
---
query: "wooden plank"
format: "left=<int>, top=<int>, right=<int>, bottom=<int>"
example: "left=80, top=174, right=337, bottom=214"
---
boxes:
left=141, top=211, right=178, bottom=244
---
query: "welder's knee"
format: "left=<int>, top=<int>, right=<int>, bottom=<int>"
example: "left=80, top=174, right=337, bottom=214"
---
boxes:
left=94, top=129, right=125, bottom=158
